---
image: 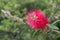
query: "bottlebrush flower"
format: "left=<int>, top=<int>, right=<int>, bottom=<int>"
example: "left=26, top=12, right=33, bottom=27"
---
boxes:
left=26, top=9, right=50, bottom=30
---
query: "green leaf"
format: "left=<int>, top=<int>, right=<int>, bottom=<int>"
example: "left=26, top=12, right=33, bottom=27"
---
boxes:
left=0, top=26, right=9, bottom=31
left=48, top=24, right=59, bottom=30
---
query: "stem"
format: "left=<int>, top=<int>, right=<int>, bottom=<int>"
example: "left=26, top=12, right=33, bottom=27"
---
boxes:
left=1, top=9, right=25, bottom=24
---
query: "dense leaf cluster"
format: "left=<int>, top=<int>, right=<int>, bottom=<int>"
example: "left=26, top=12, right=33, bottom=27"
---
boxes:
left=0, top=0, right=60, bottom=40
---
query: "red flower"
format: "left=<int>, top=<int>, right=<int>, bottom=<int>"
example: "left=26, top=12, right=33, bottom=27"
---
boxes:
left=26, top=9, right=50, bottom=30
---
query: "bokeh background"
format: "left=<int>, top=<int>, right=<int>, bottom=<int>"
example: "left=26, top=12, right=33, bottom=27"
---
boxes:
left=0, top=0, right=60, bottom=40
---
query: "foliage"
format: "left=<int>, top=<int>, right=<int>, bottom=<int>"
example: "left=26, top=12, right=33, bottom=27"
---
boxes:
left=0, top=0, right=60, bottom=40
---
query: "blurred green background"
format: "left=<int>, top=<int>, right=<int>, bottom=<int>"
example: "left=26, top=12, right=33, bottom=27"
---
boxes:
left=0, top=0, right=60, bottom=40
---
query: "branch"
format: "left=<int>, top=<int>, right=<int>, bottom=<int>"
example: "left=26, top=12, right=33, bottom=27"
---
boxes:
left=1, top=9, right=25, bottom=24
